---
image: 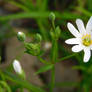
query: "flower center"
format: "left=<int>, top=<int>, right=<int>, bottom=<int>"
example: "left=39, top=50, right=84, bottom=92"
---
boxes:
left=82, top=34, right=92, bottom=46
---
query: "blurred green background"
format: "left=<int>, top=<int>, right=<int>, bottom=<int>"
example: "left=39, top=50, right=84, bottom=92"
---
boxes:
left=0, top=0, right=92, bottom=92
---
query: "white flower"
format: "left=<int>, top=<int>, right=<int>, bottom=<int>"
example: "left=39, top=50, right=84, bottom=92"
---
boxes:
left=65, top=17, right=92, bottom=62
left=13, top=60, right=22, bottom=74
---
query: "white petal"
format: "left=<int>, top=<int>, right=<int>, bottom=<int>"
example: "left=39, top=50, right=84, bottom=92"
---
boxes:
left=90, top=45, right=92, bottom=50
left=72, top=45, right=83, bottom=52
left=76, top=19, right=86, bottom=34
left=13, top=60, right=22, bottom=74
left=67, top=23, right=80, bottom=37
left=83, top=48, right=91, bottom=62
left=86, top=16, right=92, bottom=33
left=65, top=38, right=80, bottom=45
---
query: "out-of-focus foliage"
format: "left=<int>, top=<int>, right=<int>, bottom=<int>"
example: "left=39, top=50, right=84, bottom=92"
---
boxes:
left=0, top=0, right=92, bottom=92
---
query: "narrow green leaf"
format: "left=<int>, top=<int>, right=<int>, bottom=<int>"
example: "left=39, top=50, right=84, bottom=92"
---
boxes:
left=57, top=53, right=77, bottom=63
left=76, top=7, right=92, bottom=17
left=37, top=56, right=50, bottom=65
left=3, top=71, right=46, bottom=92
left=20, top=0, right=34, bottom=10
left=9, top=1, right=30, bottom=12
left=72, top=65, right=86, bottom=71
left=0, top=12, right=49, bottom=21
left=35, top=64, right=54, bottom=74
left=0, top=81, right=11, bottom=92
left=0, top=12, right=83, bottom=21
left=87, top=0, right=92, bottom=12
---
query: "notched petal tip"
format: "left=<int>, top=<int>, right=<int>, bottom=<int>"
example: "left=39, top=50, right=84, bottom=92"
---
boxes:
left=86, top=16, right=92, bottom=32
left=65, top=39, right=71, bottom=44
left=67, top=22, right=80, bottom=37
left=76, top=18, right=81, bottom=22
left=76, top=18, right=86, bottom=34
left=67, top=22, right=71, bottom=28
left=83, top=59, right=89, bottom=63
left=65, top=40, right=68, bottom=44
left=83, top=56, right=89, bottom=63
left=76, top=19, right=82, bottom=25
left=65, top=38, right=80, bottom=45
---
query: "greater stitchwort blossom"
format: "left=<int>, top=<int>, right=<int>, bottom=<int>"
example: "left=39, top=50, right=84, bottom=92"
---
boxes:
left=65, top=17, right=92, bottom=62
left=13, top=60, right=22, bottom=74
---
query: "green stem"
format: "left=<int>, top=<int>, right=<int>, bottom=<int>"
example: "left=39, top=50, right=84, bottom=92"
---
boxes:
left=50, top=39, right=58, bottom=92
left=52, top=21, right=55, bottom=31
left=50, top=66, right=55, bottom=92
left=50, top=17, right=58, bottom=92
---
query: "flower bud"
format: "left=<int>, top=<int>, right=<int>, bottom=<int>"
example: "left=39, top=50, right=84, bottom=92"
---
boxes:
left=13, top=60, right=25, bottom=79
left=49, top=12, right=55, bottom=21
left=13, top=60, right=22, bottom=74
left=35, top=33, right=42, bottom=43
left=25, top=43, right=41, bottom=56
left=17, top=32, right=26, bottom=42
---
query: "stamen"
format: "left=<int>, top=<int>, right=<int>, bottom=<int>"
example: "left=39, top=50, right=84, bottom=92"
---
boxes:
left=82, top=34, right=92, bottom=46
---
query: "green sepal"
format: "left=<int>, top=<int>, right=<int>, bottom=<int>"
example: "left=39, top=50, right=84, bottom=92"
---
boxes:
left=24, top=43, right=41, bottom=56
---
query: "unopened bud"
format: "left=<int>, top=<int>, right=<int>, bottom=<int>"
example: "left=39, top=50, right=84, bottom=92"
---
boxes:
left=25, top=43, right=41, bottom=56
left=13, top=60, right=22, bottom=74
left=35, top=33, right=42, bottom=43
left=49, top=12, right=55, bottom=21
left=17, top=32, right=26, bottom=42
left=13, top=60, right=25, bottom=79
